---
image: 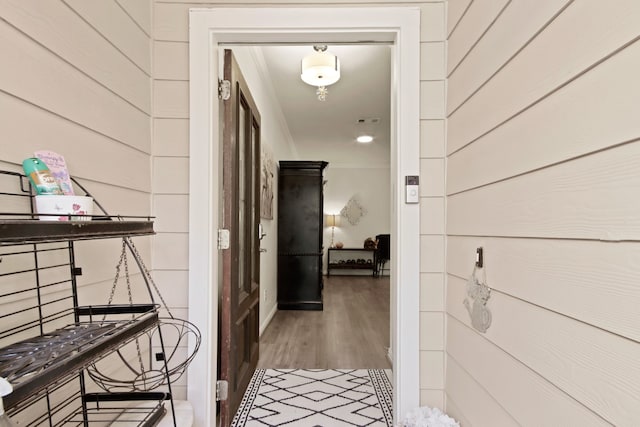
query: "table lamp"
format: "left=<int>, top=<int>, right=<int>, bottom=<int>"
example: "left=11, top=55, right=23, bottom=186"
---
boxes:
left=326, top=214, right=340, bottom=248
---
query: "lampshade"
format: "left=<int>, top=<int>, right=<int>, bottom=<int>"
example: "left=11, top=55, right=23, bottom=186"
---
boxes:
left=301, top=47, right=340, bottom=87
left=325, top=214, right=340, bottom=227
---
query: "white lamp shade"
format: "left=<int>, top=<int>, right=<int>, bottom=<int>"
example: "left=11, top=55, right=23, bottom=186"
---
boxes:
left=325, top=214, right=340, bottom=227
left=301, top=51, right=340, bottom=86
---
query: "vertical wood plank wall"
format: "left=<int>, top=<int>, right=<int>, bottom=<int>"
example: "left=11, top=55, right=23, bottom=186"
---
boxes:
left=446, top=1, right=640, bottom=425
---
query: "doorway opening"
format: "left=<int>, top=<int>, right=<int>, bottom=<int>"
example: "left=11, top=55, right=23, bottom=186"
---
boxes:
left=188, top=7, right=421, bottom=426
left=225, top=42, right=392, bottom=369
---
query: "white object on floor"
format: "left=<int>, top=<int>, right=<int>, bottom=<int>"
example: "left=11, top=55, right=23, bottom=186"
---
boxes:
left=400, top=406, right=460, bottom=427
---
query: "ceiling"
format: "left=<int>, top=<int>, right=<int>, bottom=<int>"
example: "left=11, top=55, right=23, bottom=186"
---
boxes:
left=257, top=44, right=391, bottom=168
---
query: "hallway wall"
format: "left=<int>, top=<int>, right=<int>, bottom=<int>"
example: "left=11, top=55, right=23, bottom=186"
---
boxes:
left=323, top=166, right=391, bottom=275
left=446, top=1, right=640, bottom=425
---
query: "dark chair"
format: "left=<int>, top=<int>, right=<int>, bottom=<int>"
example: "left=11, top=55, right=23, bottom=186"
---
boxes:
left=375, top=234, right=390, bottom=277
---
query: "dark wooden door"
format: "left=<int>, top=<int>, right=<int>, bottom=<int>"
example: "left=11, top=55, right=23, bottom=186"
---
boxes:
left=219, top=49, right=261, bottom=426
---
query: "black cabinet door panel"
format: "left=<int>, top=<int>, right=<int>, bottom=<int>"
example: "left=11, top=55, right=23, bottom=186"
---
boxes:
left=278, top=254, right=322, bottom=304
left=277, top=161, right=327, bottom=311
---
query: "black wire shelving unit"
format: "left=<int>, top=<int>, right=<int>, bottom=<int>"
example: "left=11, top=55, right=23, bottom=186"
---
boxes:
left=0, top=170, right=175, bottom=426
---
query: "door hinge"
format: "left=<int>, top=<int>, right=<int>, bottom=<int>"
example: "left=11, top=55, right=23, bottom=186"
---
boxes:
left=216, top=380, right=229, bottom=401
left=218, top=79, right=231, bottom=100
left=218, top=229, right=230, bottom=250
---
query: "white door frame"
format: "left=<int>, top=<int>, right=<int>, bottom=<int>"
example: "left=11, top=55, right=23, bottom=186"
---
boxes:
left=188, top=7, right=421, bottom=426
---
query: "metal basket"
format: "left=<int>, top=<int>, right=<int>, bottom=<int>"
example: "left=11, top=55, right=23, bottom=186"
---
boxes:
left=79, top=228, right=201, bottom=393
left=86, top=316, right=201, bottom=392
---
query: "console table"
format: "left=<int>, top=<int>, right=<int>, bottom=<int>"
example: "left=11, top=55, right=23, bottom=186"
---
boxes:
left=327, top=247, right=377, bottom=277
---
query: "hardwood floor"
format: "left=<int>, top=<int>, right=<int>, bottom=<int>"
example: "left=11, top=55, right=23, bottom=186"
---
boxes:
left=258, top=275, right=391, bottom=369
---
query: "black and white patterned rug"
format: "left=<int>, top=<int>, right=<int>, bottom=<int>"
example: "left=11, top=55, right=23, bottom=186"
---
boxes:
left=231, top=369, right=393, bottom=427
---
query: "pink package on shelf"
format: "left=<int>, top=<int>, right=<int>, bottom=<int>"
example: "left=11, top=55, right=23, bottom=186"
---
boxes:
left=34, top=150, right=75, bottom=195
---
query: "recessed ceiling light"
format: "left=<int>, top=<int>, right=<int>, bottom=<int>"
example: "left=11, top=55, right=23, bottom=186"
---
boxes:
left=357, top=135, right=374, bottom=143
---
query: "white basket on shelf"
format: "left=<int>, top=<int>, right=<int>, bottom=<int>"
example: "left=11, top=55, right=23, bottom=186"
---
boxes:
left=35, top=195, right=93, bottom=221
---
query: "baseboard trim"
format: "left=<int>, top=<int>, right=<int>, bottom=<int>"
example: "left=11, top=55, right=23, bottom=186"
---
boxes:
left=259, top=303, right=278, bottom=337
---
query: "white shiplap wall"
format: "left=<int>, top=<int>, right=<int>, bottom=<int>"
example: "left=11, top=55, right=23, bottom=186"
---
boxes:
left=0, top=0, right=156, bottom=399
left=419, top=1, right=447, bottom=410
left=0, top=0, right=153, bottom=287
left=446, top=1, right=640, bottom=425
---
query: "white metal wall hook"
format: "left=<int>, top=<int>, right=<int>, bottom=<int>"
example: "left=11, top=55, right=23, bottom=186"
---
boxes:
left=464, top=249, right=492, bottom=333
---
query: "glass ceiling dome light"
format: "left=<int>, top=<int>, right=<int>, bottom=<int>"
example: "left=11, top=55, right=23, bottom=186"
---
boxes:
left=301, top=45, right=340, bottom=101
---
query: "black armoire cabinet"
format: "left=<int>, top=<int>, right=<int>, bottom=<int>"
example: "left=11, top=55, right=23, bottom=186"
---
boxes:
left=277, top=161, right=328, bottom=310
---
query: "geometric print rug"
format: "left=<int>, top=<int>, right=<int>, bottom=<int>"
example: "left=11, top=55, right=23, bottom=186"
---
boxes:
left=230, top=369, right=393, bottom=426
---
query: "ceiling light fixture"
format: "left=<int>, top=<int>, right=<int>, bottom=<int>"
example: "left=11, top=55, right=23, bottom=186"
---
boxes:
left=357, top=135, right=374, bottom=143
left=301, top=45, right=340, bottom=101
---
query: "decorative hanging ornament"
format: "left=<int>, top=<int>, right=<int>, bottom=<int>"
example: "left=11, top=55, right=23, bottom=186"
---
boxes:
left=463, top=264, right=492, bottom=333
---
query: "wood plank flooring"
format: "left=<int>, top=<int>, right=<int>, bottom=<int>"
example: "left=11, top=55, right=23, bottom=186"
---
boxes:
left=258, top=275, right=391, bottom=369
